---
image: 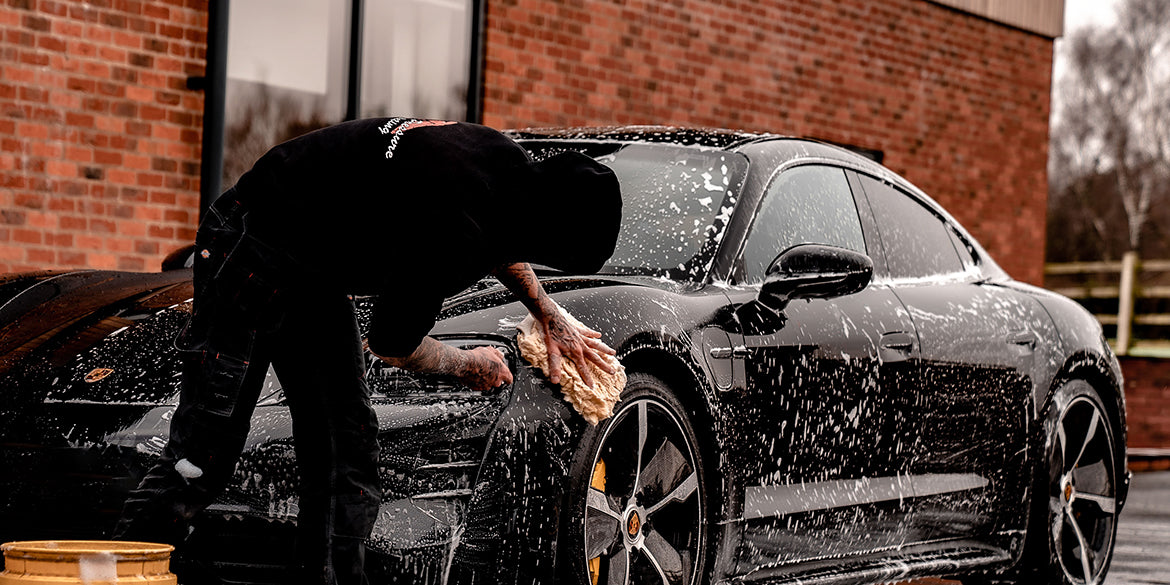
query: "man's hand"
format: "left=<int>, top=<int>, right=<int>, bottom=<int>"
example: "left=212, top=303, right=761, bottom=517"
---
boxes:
left=541, top=309, right=616, bottom=387
left=492, top=262, right=617, bottom=387
left=455, top=346, right=513, bottom=392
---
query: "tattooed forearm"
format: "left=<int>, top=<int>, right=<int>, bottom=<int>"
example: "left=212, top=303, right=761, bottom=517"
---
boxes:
left=493, top=262, right=554, bottom=315
left=373, top=337, right=512, bottom=392
left=378, top=337, right=459, bottom=374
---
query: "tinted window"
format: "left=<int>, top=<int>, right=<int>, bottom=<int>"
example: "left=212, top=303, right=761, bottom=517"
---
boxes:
left=860, top=175, right=963, bottom=278
left=741, top=165, right=865, bottom=283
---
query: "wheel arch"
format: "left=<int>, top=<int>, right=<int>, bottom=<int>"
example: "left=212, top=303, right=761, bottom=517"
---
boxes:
left=1046, top=351, right=1127, bottom=470
left=1035, top=351, right=1130, bottom=530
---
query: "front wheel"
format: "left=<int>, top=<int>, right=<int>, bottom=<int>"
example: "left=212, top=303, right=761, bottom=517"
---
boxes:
left=563, top=373, right=708, bottom=585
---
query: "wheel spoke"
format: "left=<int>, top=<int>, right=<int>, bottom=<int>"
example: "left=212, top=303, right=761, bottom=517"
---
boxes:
left=586, top=513, right=621, bottom=559
left=1072, top=460, right=1111, bottom=496
left=1065, top=507, right=1096, bottom=581
left=1057, top=423, right=1067, bottom=461
left=607, top=548, right=629, bottom=585
left=632, top=402, right=648, bottom=496
left=1070, top=409, right=1100, bottom=471
left=645, top=471, right=698, bottom=517
left=1076, top=492, right=1117, bottom=515
left=641, top=529, right=684, bottom=585
left=637, top=437, right=689, bottom=500
left=1051, top=506, right=1065, bottom=561
left=588, top=487, right=622, bottom=520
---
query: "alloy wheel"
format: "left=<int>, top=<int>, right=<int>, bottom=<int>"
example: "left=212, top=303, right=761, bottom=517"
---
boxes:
left=1050, top=395, right=1117, bottom=585
left=583, top=397, right=703, bottom=585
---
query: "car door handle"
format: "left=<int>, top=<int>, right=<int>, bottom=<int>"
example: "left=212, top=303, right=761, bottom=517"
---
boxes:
left=879, top=332, right=915, bottom=351
left=1007, top=331, right=1037, bottom=350
left=709, top=345, right=749, bottom=359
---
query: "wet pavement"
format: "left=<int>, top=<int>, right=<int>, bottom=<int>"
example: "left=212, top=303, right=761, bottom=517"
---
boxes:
left=1107, top=470, right=1170, bottom=584
left=899, top=470, right=1170, bottom=585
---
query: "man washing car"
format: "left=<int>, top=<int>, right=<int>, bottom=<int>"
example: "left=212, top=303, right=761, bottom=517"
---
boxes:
left=114, top=118, right=623, bottom=585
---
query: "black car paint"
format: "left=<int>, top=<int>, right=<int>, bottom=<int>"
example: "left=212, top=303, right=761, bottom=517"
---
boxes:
left=0, top=130, right=1126, bottom=585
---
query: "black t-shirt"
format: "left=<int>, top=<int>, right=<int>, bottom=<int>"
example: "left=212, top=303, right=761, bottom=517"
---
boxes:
left=231, top=118, right=534, bottom=357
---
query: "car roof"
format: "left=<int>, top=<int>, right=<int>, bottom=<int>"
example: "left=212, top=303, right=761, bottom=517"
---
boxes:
left=507, top=125, right=883, bottom=172
left=509, top=125, right=1008, bottom=282
left=506, top=125, right=773, bottom=149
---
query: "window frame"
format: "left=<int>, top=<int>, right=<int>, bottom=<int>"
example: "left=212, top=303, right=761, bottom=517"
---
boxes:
left=200, top=0, right=486, bottom=217
left=730, top=162, right=873, bottom=285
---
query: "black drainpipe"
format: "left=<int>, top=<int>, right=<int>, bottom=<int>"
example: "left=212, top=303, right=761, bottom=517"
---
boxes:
left=345, top=0, right=364, bottom=121
left=197, top=0, right=229, bottom=220
left=466, top=0, right=486, bottom=124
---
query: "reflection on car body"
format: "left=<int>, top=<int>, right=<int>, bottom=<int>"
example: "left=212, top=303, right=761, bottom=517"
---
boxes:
left=0, top=127, right=1126, bottom=585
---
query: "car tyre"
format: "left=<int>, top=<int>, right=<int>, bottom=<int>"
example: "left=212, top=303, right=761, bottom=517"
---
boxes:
left=561, top=372, right=709, bottom=585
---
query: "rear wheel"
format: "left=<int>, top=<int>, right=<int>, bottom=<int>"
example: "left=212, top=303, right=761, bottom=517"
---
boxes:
left=1042, top=381, right=1120, bottom=585
left=979, top=380, right=1121, bottom=585
left=564, top=373, right=708, bottom=585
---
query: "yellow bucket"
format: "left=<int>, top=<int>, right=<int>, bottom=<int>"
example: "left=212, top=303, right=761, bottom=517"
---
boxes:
left=0, top=541, right=176, bottom=585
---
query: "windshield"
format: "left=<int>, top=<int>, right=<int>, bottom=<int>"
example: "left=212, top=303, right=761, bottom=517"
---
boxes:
left=594, top=144, right=748, bottom=279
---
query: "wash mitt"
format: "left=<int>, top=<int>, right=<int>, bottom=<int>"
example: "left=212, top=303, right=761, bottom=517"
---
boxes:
left=516, top=307, right=625, bottom=425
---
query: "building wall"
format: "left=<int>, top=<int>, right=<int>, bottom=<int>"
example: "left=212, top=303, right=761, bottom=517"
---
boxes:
left=0, top=0, right=1054, bottom=285
left=0, top=0, right=207, bottom=273
left=481, top=0, right=1053, bottom=285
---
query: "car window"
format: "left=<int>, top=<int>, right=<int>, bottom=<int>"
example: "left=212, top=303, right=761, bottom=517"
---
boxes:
left=741, top=165, right=866, bottom=283
left=859, top=175, right=964, bottom=279
left=524, top=143, right=749, bottom=280
left=597, top=144, right=748, bottom=278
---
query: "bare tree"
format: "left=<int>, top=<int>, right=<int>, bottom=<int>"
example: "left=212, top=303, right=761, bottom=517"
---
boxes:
left=222, top=83, right=331, bottom=190
left=1048, top=0, right=1170, bottom=260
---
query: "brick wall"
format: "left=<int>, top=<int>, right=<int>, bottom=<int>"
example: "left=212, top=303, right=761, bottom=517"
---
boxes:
left=0, top=0, right=207, bottom=273
left=1121, top=357, right=1170, bottom=450
left=481, top=0, right=1053, bottom=285
left=0, top=0, right=1053, bottom=281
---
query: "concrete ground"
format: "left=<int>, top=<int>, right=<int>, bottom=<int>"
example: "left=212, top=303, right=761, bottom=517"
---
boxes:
left=1107, top=470, right=1170, bottom=585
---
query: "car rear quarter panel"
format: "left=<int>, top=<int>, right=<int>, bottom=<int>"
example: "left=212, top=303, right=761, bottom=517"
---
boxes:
left=999, top=281, right=1123, bottom=420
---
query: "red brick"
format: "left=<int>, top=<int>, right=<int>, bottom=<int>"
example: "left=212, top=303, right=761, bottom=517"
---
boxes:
left=12, top=228, right=41, bottom=244
left=27, top=247, right=55, bottom=264
left=58, top=250, right=86, bottom=265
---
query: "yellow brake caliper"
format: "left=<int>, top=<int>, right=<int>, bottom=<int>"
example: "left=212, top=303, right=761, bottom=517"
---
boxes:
left=589, top=458, right=607, bottom=585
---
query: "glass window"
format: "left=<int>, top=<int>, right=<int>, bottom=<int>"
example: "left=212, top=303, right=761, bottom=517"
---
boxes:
left=592, top=144, right=748, bottom=278
left=219, top=0, right=476, bottom=190
left=741, top=165, right=866, bottom=283
left=859, top=175, right=964, bottom=279
left=521, top=144, right=749, bottom=279
left=360, top=0, right=473, bottom=120
left=222, top=0, right=352, bottom=188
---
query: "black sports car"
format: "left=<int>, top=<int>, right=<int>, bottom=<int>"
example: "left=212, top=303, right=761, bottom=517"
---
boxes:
left=0, top=128, right=1127, bottom=585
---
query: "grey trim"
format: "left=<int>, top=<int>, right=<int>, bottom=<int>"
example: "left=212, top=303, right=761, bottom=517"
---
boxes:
left=743, top=473, right=988, bottom=519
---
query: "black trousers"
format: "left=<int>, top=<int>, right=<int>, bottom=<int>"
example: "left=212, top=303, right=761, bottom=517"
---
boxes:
left=115, top=194, right=381, bottom=585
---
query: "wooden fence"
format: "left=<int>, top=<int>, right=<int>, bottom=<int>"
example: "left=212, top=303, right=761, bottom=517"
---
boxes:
left=1045, top=251, right=1170, bottom=356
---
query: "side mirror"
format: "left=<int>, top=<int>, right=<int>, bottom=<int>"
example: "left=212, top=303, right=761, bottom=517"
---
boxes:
left=759, top=244, right=873, bottom=310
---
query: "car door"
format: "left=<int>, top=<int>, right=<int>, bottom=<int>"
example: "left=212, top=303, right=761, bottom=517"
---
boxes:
left=716, top=164, right=922, bottom=573
left=855, top=173, right=1034, bottom=547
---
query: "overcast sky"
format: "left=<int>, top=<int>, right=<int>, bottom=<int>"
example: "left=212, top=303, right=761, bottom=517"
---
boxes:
left=1054, top=0, right=1122, bottom=82
left=1063, top=0, right=1120, bottom=32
